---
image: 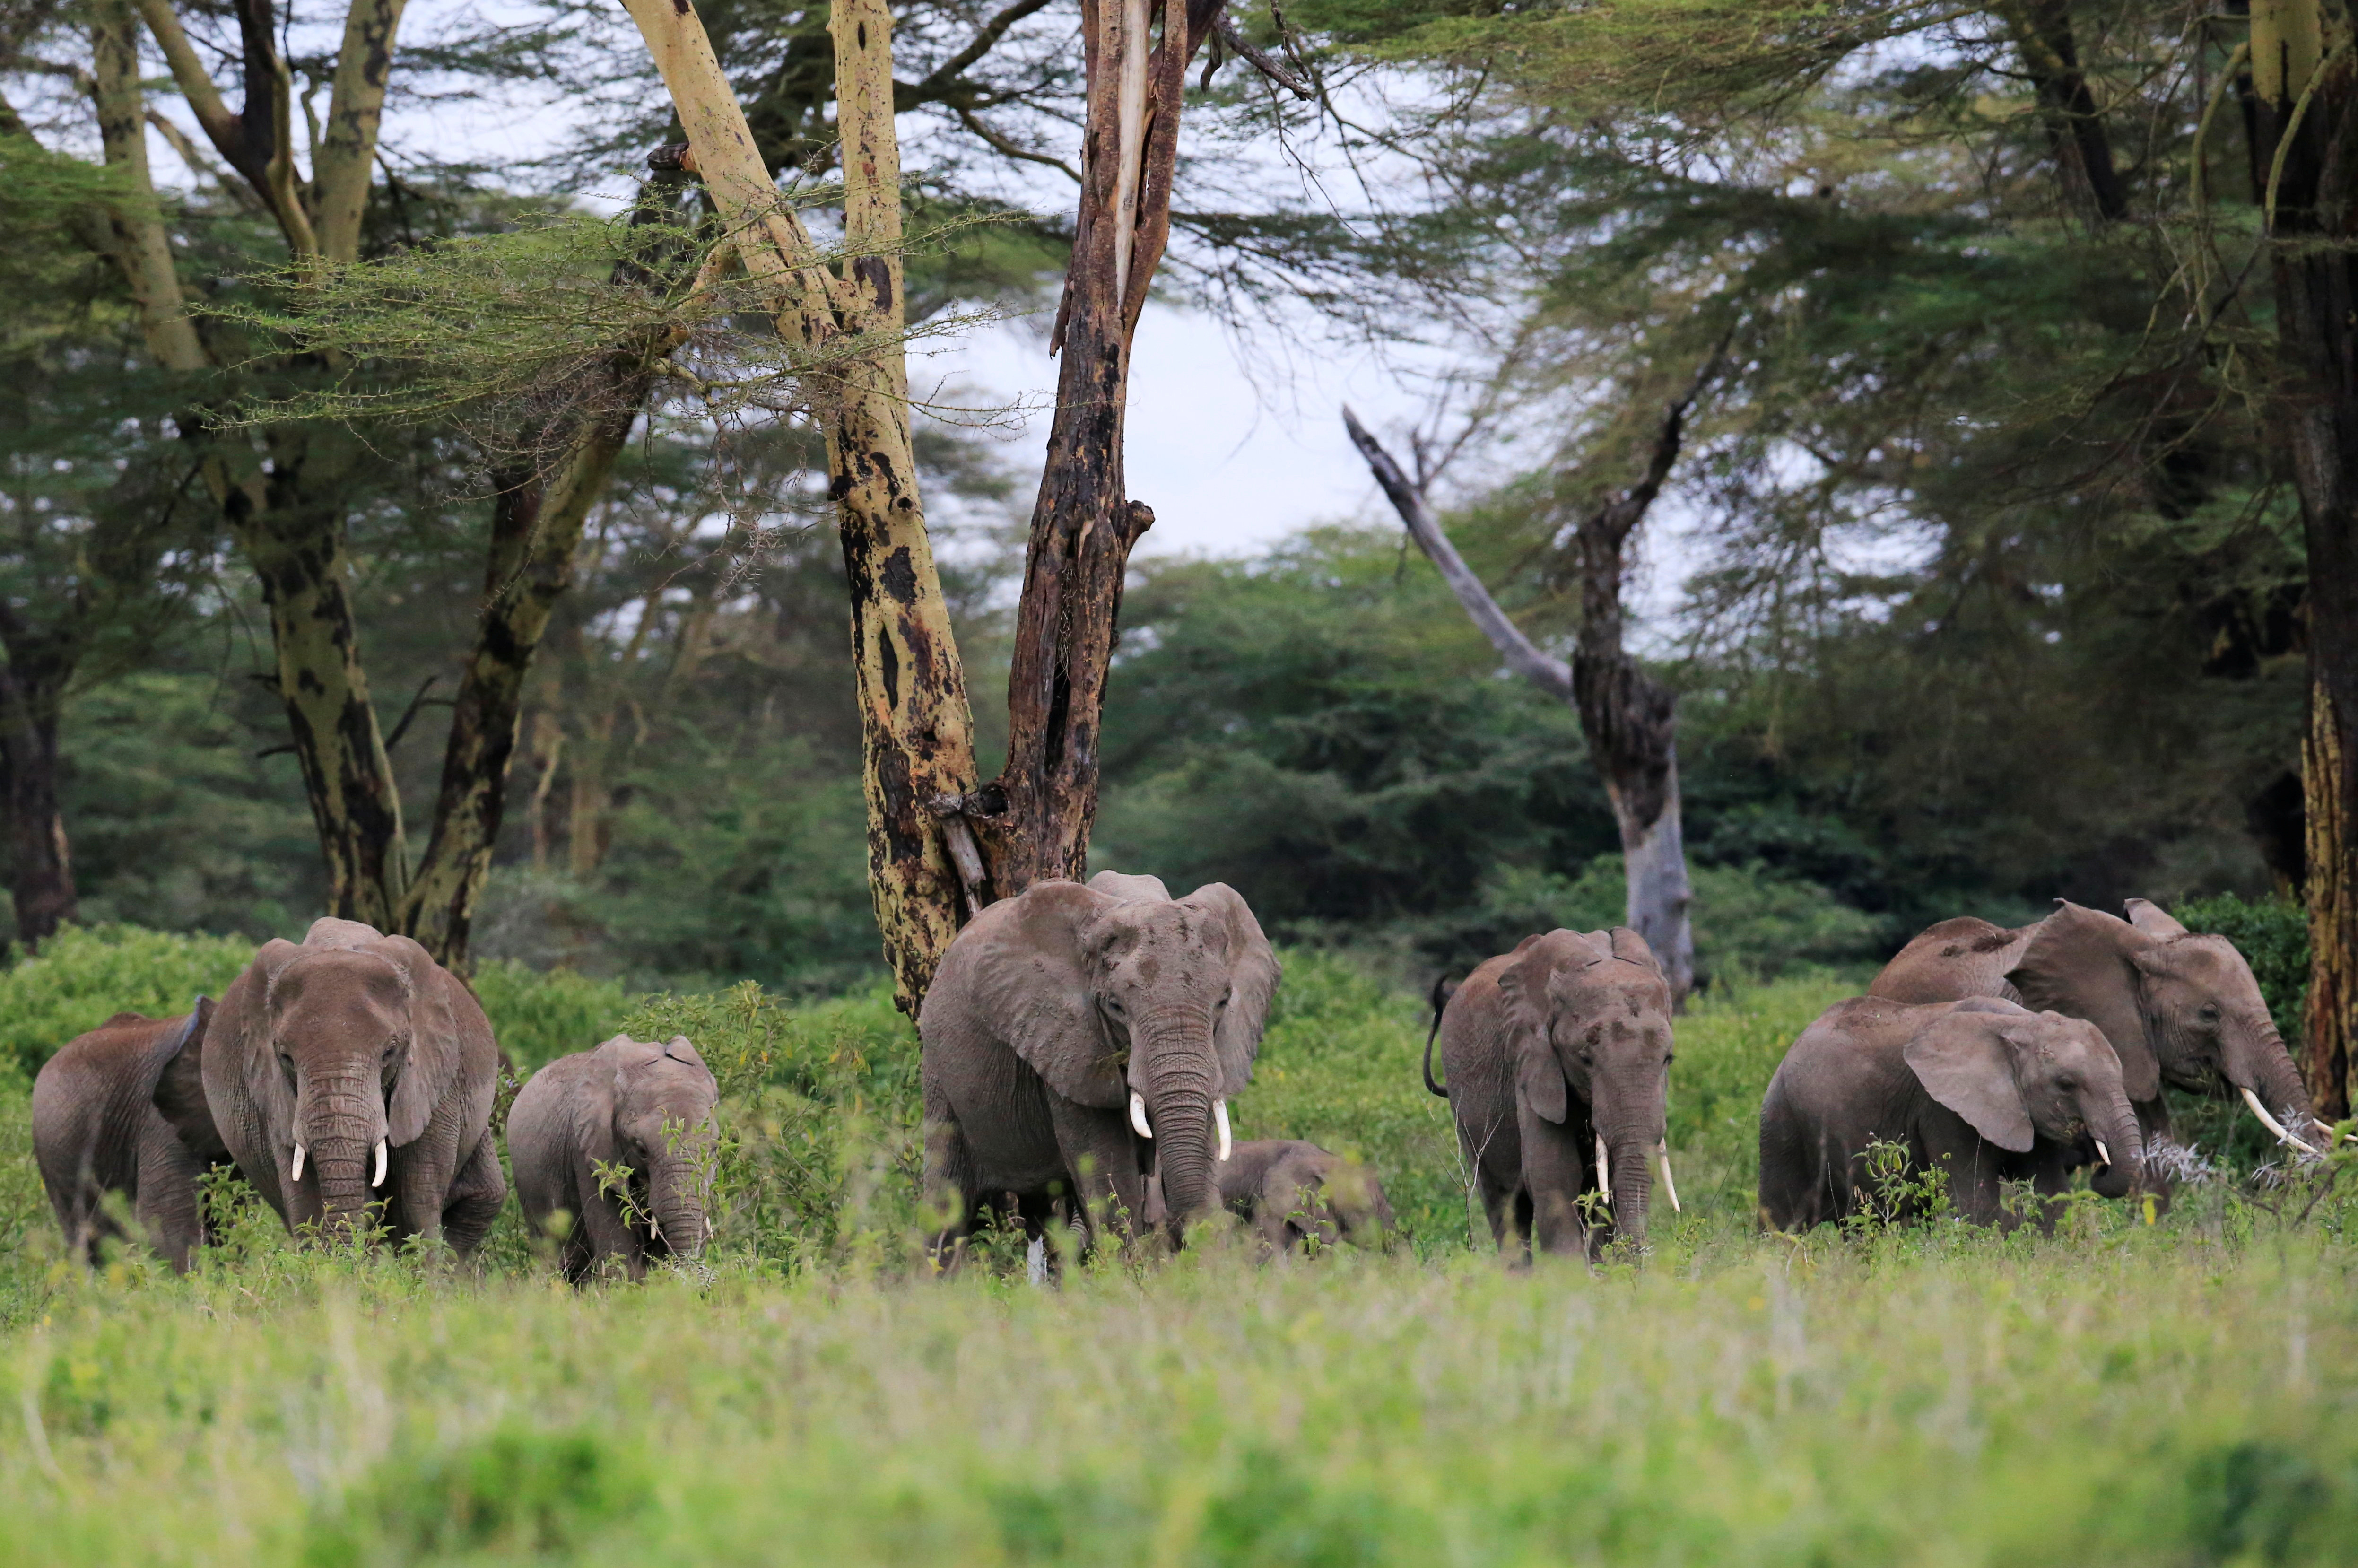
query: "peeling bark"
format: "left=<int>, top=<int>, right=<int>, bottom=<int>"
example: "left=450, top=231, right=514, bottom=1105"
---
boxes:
left=963, top=0, right=1207, bottom=895
left=619, top=0, right=983, bottom=1010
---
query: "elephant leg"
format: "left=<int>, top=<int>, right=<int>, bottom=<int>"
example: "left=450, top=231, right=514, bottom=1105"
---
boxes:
left=571, top=1157, right=646, bottom=1283
left=1518, top=1100, right=1595, bottom=1258
left=1047, top=1096, right=1145, bottom=1251
left=133, top=1126, right=207, bottom=1274
left=439, top=1131, right=506, bottom=1260
left=922, top=1089, right=981, bottom=1269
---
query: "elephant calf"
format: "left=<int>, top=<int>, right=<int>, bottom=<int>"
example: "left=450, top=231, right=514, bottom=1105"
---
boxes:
left=1758, top=996, right=2146, bottom=1231
left=32, top=1000, right=225, bottom=1271
left=1179, top=1140, right=1395, bottom=1254
left=509, top=1034, right=718, bottom=1283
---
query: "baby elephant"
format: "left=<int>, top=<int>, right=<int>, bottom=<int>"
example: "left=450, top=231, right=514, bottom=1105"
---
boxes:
left=1147, top=1140, right=1396, bottom=1254
left=509, top=1034, right=718, bottom=1282
left=1759, top=996, right=2146, bottom=1232
left=33, top=1000, right=226, bottom=1271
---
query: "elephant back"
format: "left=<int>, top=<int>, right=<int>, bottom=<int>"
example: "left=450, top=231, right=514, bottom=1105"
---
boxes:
left=1868, top=917, right=2030, bottom=1005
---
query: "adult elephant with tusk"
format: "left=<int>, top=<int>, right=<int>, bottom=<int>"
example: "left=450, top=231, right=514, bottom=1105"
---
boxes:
left=1758, top=996, right=2149, bottom=1230
left=1431, top=927, right=1679, bottom=1261
left=918, top=871, right=1278, bottom=1263
left=1871, top=899, right=2321, bottom=1159
left=197, top=918, right=506, bottom=1254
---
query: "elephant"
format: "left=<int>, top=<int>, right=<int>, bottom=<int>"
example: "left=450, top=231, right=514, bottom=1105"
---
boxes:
left=31, top=999, right=225, bottom=1271
left=1429, top=927, right=1680, bottom=1260
left=1870, top=899, right=2317, bottom=1158
left=1758, top=995, right=2148, bottom=1230
left=918, top=870, right=1279, bottom=1261
left=194, top=918, right=505, bottom=1253
left=509, top=1033, right=718, bottom=1282
left=1147, top=1139, right=1395, bottom=1254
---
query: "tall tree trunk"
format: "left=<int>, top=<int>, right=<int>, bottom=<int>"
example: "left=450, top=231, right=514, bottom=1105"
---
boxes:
left=2006, top=0, right=2129, bottom=223
left=1345, top=352, right=1720, bottom=1005
left=618, top=0, right=983, bottom=1011
left=0, top=630, right=77, bottom=949
left=958, top=0, right=1208, bottom=895
left=2245, top=0, right=2358, bottom=1120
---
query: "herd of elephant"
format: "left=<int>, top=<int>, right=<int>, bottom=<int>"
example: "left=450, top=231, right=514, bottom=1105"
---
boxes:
left=25, top=877, right=2322, bottom=1278
left=1427, top=895, right=2325, bottom=1256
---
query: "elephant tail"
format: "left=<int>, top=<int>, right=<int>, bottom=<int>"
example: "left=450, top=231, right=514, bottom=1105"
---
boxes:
left=1423, top=974, right=1460, bottom=1098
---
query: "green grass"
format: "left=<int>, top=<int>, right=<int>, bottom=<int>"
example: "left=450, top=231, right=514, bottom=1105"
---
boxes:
left=1, top=932, right=2356, bottom=1563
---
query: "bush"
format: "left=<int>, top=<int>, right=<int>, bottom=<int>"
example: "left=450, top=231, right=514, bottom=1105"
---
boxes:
left=0, top=924, right=252, bottom=1080
left=2173, top=891, right=2309, bottom=1039
left=469, top=959, right=633, bottom=1074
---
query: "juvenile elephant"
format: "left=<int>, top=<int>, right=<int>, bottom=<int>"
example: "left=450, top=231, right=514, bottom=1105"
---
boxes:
left=1158, top=1139, right=1395, bottom=1254
left=1871, top=899, right=2315, bottom=1153
left=32, top=1000, right=224, bottom=1271
left=918, top=870, right=1279, bottom=1260
left=197, top=918, right=505, bottom=1253
left=510, top=1034, right=718, bottom=1283
left=1758, top=996, right=2147, bottom=1230
left=1431, top=927, right=1679, bottom=1260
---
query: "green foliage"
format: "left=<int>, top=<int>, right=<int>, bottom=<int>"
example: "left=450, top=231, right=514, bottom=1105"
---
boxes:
left=306, top=1426, right=653, bottom=1564
left=0, top=925, right=252, bottom=1081
left=468, top=960, right=634, bottom=1075
left=2175, top=891, right=2310, bottom=1041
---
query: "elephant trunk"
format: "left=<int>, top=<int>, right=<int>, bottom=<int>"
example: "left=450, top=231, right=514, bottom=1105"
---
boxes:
left=1140, top=1023, right=1218, bottom=1242
left=2231, top=1020, right=2315, bottom=1132
left=2087, top=1089, right=2146, bottom=1200
left=1606, top=1125, right=1657, bottom=1245
left=296, top=1072, right=386, bottom=1237
left=649, top=1154, right=709, bottom=1261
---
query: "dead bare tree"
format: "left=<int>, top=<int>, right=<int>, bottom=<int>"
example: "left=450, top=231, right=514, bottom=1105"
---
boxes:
left=1346, top=347, right=1727, bottom=1003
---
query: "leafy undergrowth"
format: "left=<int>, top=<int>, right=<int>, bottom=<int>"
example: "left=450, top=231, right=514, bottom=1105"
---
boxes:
left=4, top=931, right=2357, bottom=1562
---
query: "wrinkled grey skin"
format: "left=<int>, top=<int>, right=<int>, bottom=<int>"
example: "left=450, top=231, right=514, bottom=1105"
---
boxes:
left=1871, top=899, right=2312, bottom=1147
left=199, top=918, right=505, bottom=1253
left=510, top=1034, right=718, bottom=1283
left=1436, top=927, right=1675, bottom=1260
left=32, top=1000, right=224, bottom=1271
left=918, top=871, right=1279, bottom=1261
left=1758, top=996, right=2147, bottom=1230
left=1148, top=1140, right=1394, bottom=1254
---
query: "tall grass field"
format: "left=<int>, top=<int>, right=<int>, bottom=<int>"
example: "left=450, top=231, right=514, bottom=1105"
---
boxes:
left=0, top=926, right=2351, bottom=1565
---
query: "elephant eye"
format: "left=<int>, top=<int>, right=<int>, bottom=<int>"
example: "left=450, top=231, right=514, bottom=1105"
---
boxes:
left=1103, top=996, right=1127, bottom=1017
left=2199, top=1004, right=2222, bottom=1024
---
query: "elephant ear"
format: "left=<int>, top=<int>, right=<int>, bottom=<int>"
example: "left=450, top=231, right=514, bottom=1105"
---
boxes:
left=2124, top=898, right=2190, bottom=939
left=150, top=996, right=227, bottom=1163
left=1608, top=927, right=1662, bottom=973
left=1503, top=937, right=1579, bottom=1125
left=659, top=1036, right=709, bottom=1075
left=2003, top=901, right=2160, bottom=1101
left=1088, top=870, right=1173, bottom=903
left=954, top=881, right=1126, bottom=1108
left=1903, top=1008, right=2036, bottom=1153
left=1180, top=882, right=1279, bottom=1098
left=368, top=935, right=467, bottom=1147
left=234, top=939, right=306, bottom=1168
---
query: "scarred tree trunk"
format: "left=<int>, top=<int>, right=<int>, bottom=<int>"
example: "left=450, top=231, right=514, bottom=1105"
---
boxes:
left=957, top=0, right=1213, bottom=896
left=2245, top=0, right=2358, bottom=1121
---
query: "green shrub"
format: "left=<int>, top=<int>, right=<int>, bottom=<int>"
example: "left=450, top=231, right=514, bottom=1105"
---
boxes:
left=0, top=924, right=252, bottom=1080
left=470, top=958, right=634, bottom=1073
left=306, top=1426, right=653, bottom=1564
left=2174, top=891, right=2309, bottom=1039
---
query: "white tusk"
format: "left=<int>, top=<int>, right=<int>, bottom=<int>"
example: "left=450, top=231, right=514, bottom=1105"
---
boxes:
left=1657, top=1140, right=1681, bottom=1214
left=290, top=1143, right=305, bottom=1183
left=1214, top=1099, right=1232, bottom=1162
left=1026, top=1235, right=1047, bottom=1286
left=1594, top=1135, right=1612, bottom=1204
left=2242, top=1087, right=2320, bottom=1155
left=2094, top=1140, right=2110, bottom=1168
left=372, top=1140, right=388, bottom=1189
left=1130, top=1091, right=1152, bottom=1139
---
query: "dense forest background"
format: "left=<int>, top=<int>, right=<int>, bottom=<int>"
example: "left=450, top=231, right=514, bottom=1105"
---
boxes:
left=1, top=0, right=2313, bottom=996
